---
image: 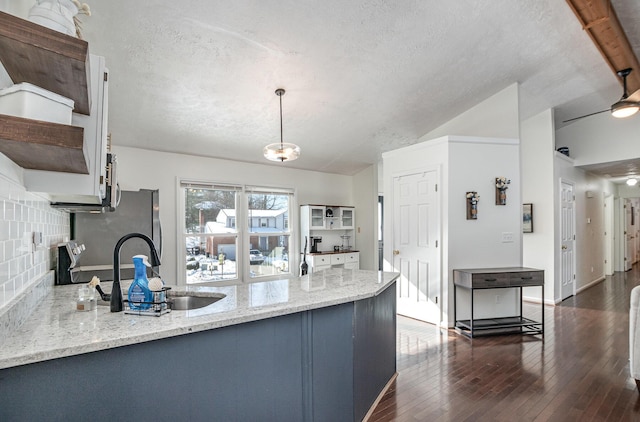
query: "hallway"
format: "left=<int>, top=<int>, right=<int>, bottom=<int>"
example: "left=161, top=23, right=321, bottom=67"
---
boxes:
left=369, top=268, right=640, bottom=421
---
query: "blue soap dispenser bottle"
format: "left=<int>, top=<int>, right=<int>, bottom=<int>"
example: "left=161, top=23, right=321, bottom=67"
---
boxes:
left=128, top=255, right=153, bottom=310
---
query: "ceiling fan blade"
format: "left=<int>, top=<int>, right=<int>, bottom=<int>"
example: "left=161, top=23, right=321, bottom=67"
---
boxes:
left=562, top=108, right=610, bottom=123
left=627, top=88, right=640, bottom=102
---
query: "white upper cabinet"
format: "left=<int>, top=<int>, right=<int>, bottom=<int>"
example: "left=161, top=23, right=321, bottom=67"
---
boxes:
left=340, top=207, right=355, bottom=229
left=309, top=206, right=325, bottom=229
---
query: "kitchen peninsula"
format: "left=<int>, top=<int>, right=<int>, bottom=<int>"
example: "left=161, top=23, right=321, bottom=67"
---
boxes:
left=0, top=269, right=398, bottom=421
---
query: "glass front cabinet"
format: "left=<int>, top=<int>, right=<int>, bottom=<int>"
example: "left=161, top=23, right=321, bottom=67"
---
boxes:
left=340, top=207, right=354, bottom=229
left=309, top=206, right=325, bottom=229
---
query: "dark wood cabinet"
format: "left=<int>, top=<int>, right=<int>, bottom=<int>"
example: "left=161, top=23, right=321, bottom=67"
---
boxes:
left=0, top=11, right=90, bottom=173
left=453, top=267, right=544, bottom=338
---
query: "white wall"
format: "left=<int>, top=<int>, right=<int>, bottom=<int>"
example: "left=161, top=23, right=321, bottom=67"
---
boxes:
left=0, top=1, right=30, bottom=19
left=555, top=112, right=640, bottom=166
left=521, top=109, right=556, bottom=303
left=352, top=164, right=377, bottom=270
left=112, top=146, right=368, bottom=284
left=447, top=137, right=521, bottom=322
left=382, top=136, right=521, bottom=326
left=421, top=84, right=520, bottom=140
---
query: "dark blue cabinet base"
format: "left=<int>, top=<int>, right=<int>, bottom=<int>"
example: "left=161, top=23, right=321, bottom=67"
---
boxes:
left=0, top=282, right=396, bottom=422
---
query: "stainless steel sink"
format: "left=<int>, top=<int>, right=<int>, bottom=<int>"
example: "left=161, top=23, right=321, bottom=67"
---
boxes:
left=167, top=294, right=226, bottom=310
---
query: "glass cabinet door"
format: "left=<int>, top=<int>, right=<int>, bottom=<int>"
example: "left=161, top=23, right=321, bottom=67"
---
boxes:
left=310, top=207, right=325, bottom=228
left=341, top=208, right=354, bottom=229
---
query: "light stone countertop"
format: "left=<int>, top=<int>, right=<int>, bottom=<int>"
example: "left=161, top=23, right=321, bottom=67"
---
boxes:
left=0, top=269, right=399, bottom=370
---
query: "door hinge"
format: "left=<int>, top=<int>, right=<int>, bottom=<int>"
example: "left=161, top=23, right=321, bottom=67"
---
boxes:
left=435, top=296, right=438, bottom=304
left=435, top=240, right=438, bottom=247
left=573, top=274, right=576, bottom=279
left=573, top=235, right=575, bottom=240
left=435, top=184, right=438, bottom=192
left=104, top=72, right=108, bottom=82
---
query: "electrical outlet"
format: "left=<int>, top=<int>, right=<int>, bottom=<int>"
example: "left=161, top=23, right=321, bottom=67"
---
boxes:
left=501, top=232, right=514, bottom=243
left=33, top=231, right=43, bottom=246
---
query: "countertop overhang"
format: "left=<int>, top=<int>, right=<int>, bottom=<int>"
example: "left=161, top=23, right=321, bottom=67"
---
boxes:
left=0, top=269, right=399, bottom=370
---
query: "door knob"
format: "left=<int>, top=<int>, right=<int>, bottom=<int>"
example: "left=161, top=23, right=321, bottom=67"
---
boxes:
left=393, top=250, right=400, bottom=255
left=562, top=245, right=567, bottom=250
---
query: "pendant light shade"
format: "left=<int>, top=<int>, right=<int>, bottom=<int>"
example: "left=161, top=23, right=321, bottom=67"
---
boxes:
left=264, top=88, right=301, bottom=162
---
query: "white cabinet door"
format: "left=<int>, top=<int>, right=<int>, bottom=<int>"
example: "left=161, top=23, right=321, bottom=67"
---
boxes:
left=309, top=206, right=326, bottom=229
left=344, top=252, right=359, bottom=270
left=340, top=208, right=355, bottom=229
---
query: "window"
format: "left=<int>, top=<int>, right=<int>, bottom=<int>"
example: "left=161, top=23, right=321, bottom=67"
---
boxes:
left=181, top=181, right=294, bottom=284
left=247, top=187, right=292, bottom=278
left=182, top=182, right=241, bottom=284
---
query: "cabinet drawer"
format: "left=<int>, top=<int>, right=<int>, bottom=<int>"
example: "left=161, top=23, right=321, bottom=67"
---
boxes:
left=330, top=254, right=345, bottom=265
left=312, top=265, right=331, bottom=273
left=470, top=273, right=510, bottom=288
left=344, top=252, right=359, bottom=263
left=344, top=262, right=359, bottom=270
left=510, top=271, right=543, bottom=286
left=312, top=255, right=330, bottom=266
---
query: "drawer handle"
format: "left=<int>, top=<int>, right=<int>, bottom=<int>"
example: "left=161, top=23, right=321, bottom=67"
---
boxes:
left=521, top=276, right=533, bottom=280
left=484, top=278, right=497, bottom=282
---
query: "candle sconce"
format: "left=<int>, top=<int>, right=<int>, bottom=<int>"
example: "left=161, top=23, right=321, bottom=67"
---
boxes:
left=466, top=191, right=480, bottom=220
left=495, top=177, right=511, bottom=205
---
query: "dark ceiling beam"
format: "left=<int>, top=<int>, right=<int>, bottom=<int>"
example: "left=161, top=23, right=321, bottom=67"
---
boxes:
left=566, top=0, right=640, bottom=96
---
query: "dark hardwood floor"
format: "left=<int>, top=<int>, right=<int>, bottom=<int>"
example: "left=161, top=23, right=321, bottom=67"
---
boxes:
left=369, top=266, right=640, bottom=421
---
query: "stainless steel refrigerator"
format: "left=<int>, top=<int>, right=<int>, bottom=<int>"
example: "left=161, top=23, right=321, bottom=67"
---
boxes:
left=71, top=189, right=161, bottom=282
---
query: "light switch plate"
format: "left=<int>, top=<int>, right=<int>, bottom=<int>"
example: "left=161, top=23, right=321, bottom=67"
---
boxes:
left=501, top=232, right=514, bottom=243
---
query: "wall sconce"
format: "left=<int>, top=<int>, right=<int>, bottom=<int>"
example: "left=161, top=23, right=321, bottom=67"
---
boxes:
left=495, top=177, right=511, bottom=205
left=466, top=191, right=480, bottom=220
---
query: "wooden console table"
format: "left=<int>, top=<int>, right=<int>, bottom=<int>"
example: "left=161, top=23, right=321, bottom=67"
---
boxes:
left=453, top=267, right=544, bottom=338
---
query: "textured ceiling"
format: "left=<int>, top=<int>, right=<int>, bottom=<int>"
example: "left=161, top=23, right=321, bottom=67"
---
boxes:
left=78, top=0, right=640, bottom=176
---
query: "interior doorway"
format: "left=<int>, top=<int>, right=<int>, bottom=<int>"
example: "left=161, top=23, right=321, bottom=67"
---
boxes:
left=604, top=194, right=614, bottom=275
left=560, top=180, right=576, bottom=300
left=392, top=169, right=441, bottom=325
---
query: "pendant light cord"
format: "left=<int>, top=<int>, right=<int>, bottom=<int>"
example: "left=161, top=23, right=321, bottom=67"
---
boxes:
left=279, top=93, right=284, bottom=150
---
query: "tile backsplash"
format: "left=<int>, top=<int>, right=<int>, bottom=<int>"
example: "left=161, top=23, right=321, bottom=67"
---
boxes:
left=0, top=171, right=69, bottom=309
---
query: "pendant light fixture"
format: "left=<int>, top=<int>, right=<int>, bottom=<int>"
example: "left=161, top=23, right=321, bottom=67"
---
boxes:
left=263, top=88, right=301, bottom=162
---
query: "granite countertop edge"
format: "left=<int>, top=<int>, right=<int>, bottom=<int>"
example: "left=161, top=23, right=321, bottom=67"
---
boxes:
left=0, top=269, right=399, bottom=370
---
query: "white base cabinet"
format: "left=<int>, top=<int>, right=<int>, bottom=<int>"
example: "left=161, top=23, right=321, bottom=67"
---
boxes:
left=309, top=252, right=359, bottom=273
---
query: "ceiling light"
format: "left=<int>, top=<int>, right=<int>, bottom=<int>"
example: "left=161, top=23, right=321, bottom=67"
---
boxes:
left=611, top=68, right=640, bottom=118
left=611, top=100, right=639, bottom=118
left=627, top=178, right=638, bottom=186
left=263, top=88, right=300, bottom=162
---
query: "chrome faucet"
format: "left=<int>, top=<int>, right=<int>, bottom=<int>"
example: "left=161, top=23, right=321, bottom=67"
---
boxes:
left=110, top=232, right=161, bottom=312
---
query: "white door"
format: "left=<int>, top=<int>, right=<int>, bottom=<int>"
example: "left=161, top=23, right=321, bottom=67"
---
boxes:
left=560, top=181, right=576, bottom=300
left=393, top=170, right=441, bottom=325
left=626, top=200, right=633, bottom=269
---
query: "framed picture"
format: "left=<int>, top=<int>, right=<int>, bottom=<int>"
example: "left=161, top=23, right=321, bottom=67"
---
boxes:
left=523, top=203, right=533, bottom=233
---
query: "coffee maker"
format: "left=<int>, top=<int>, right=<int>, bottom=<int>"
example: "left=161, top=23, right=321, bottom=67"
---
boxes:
left=310, top=236, right=322, bottom=253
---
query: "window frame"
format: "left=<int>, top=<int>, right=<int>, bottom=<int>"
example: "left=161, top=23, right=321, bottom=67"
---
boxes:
left=178, top=179, right=297, bottom=285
